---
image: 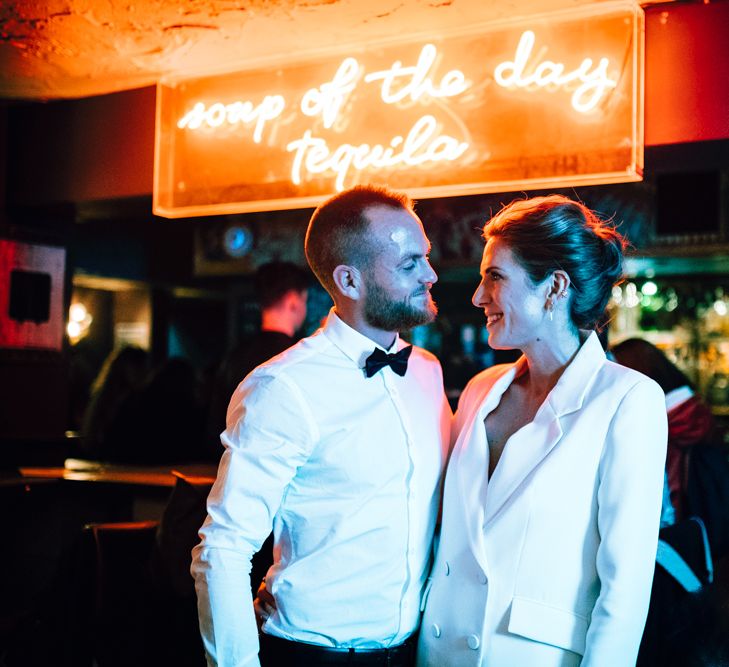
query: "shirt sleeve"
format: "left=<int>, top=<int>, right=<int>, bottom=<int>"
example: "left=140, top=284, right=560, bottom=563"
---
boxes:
left=582, top=378, right=668, bottom=667
left=191, top=371, right=317, bottom=667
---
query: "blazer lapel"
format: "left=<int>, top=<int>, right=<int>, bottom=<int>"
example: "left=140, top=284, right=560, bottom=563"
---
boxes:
left=482, top=331, right=606, bottom=526
left=454, top=364, right=518, bottom=572
left=483, top=403, right=563, bottom=525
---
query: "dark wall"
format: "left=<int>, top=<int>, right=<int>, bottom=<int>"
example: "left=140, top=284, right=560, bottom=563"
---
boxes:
left=7, top=87, right=155, bottom=207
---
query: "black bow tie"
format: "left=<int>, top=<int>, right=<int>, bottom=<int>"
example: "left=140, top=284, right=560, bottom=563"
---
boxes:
left=365, top=345, right=413, bottom=378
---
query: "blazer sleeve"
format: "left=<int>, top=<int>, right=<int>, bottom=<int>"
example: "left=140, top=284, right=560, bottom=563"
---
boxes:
left=582, top=378, right=668, bottom=667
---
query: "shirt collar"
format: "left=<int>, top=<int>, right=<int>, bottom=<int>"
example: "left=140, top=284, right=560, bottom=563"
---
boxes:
left=321, top=308, right=403, bottom=369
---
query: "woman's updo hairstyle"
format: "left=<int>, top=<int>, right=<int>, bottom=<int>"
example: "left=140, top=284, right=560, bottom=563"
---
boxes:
left=483, top=194, right=625, bottom=330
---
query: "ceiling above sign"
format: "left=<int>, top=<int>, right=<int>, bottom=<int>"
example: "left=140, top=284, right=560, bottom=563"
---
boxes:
left=154, top=1, right=644, bottom=217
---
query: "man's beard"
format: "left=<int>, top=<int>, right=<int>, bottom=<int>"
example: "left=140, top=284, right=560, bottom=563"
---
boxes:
left=363, top=279, right=438, bottom=332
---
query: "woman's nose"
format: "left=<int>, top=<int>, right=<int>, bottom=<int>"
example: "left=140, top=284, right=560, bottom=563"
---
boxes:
left=472, top=282, right=486, bottom=307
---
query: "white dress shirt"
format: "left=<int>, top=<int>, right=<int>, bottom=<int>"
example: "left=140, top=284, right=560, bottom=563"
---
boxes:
left=191, top=309, right=451, bottom=667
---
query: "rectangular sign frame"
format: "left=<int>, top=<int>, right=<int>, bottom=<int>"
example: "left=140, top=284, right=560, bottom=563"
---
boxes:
left=154, top=1, right=644, bottom=217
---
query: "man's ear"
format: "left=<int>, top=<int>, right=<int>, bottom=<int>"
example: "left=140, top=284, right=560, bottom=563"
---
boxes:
left=332, top=265, right=364, bottom=300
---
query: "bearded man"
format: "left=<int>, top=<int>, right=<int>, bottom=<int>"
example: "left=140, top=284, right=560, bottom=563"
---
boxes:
left=191, top=184, right=451, bottom=667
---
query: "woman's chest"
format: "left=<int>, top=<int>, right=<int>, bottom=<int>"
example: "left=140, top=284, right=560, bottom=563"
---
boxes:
left=484, top=389, right=542, bottom=474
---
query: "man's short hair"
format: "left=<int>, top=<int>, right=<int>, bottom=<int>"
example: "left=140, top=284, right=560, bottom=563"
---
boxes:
left=254, top=261, right=311, bottom=310
left=304, top=184, right=413, bottom=295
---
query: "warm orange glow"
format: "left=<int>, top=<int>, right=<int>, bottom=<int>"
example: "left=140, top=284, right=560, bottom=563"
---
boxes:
left=155, top=2, right=644, bottom=217
left=493, top=31, right=618, bottom=113
left=287, top=116, right=470, bottom=191
left=303, top=57, right=362, bottom=128
left=177, top=96, right=286, bottom=142
left=363, top=43, right=470, bottom=104
left=67, top=301, right=93, bottom=344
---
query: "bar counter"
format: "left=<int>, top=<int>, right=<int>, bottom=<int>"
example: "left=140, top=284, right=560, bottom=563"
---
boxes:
left=20, top=458, right=217, bottom=487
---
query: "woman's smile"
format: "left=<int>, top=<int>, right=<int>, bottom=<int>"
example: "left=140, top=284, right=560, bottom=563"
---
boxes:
left=486, top=312, right=503, bottom=327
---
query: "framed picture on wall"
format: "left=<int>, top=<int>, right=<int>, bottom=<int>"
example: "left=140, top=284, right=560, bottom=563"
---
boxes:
left=0, top=238, right=66, bottom=351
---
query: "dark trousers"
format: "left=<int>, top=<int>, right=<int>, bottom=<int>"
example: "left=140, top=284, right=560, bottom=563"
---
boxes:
left=259, top=633, right=417, bottom=667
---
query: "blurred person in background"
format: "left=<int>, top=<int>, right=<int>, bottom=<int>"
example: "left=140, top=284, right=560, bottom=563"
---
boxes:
left=80, top=345, right=149, bottom=460
left=610, top=337, right=728, bottom=534
left=205, top=261, right=312, bottom=460
left=611, top=337, right=729, bottom=667
left=104, top=356, right=206, bottom=464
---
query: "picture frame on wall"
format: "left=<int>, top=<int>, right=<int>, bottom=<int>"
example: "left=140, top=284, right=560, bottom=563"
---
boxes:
left=0, top=238, right=66, bottom=352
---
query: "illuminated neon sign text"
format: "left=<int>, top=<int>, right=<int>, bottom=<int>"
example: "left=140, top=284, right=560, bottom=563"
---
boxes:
left=493, top=31, right=617, bottom=113
left=155, top=5, right=643, bottom=217
left=175, top=32, right=620, bottom=189
left=287, top=115, right=469, bottom=191
left=177, top=95, right=286, bottom=142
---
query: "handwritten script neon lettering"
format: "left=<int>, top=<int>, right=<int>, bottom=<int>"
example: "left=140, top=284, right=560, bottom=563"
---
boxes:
left=177, top=95, right=285, bottom=143
left=175, top=32, right=618, bottom=188
left=494, top=31, right=617, bottom=112
left=301, top=57, right=361, bottom=129
left=287, top=115, right=469, bottom=191
left=364, top=43, right=468, bottom=103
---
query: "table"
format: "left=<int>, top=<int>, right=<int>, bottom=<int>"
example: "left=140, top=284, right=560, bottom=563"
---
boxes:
left=21, top=459, right=217, bottom=485
left=18, top=459, right=217, bottom=519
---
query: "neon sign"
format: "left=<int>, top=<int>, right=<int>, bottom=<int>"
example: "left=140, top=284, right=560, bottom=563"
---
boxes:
left=155, top=3, right=643, bottom=217
left=288, top=115, right=470, bottom=191
left=363, top=43, right=470, bottom=104
left=493, top=31, right=618, bottom=113
left=177, top=96, right=285, bottom=141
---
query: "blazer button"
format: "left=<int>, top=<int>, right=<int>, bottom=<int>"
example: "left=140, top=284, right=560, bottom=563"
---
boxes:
left=445, top=561, right=450, bottom=576
left=467, top=634, right=480, bottom=650
left=432, top=624, right=441, bottom=638
left=478, top=572, right=487, bottom=585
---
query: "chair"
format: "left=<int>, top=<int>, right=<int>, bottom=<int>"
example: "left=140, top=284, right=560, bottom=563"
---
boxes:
left=1, top=478, right=115, bottom=667
left=83, top=520, right=159, bottom=667
left=77, top=473, right=211, bottom=667
left=147, top=472, right=211, bottom=666
left=150, top=471, right=211, bottom=599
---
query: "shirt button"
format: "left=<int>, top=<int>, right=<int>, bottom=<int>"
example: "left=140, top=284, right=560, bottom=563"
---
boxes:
left=478, top=573, right=487, bottom=585
left=445, top=561, right=450, bottom=576
left=432, top=624, right=441, bottom=638
left=467, top=634, right=480, bottom=650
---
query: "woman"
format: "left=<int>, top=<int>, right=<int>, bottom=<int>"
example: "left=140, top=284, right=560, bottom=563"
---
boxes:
left=417, top=195, right=667, bottom=667
left=610, top=340, right=729, bottom=667
left=610, top=337, right=723, bottom=524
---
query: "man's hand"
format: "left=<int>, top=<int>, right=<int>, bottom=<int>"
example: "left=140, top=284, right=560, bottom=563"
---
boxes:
left=253, top=579, right=277, bottom=630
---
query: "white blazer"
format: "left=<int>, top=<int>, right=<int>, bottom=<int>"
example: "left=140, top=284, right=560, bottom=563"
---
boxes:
left=417, top=333, right=667, bottom=667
